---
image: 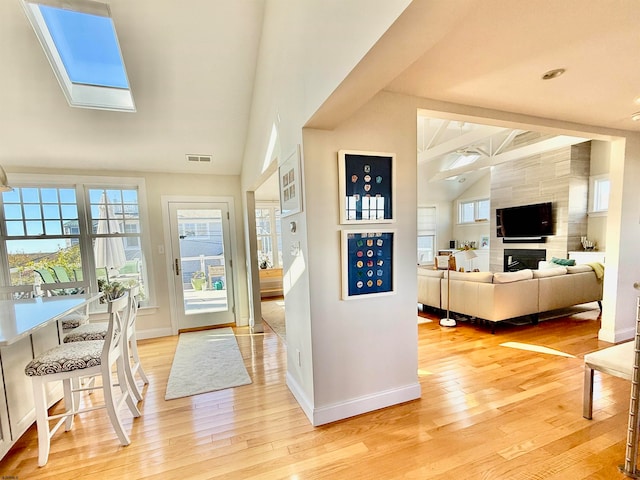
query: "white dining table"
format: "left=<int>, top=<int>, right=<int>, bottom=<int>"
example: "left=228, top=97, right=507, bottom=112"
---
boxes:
left=0, top=293, right=103, bottom=346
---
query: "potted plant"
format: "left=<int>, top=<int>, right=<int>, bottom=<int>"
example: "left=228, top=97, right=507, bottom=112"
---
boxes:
left=191, top=271, right=206, bottom=291
left=98, top=279, right=126, bottom=303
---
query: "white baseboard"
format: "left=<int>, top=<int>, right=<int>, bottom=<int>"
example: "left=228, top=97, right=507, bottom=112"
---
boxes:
left=137, top=327, right=173, bottom=340
left=311, top=382, right=422, bottom=426
left=285, top=371, right=314, bottom=424
left=286, top=374, right=422, bottom=427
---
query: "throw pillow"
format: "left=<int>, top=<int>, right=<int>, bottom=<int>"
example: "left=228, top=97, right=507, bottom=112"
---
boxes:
left=551, top=257, right=576, bottom=266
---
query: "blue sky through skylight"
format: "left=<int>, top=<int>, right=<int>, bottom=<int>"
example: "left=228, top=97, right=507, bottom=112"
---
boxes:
left=39, top=4, right=128, bottom=89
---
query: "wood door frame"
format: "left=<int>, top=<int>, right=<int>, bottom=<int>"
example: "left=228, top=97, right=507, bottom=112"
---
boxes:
left=161, top=195, right=240, bottom=335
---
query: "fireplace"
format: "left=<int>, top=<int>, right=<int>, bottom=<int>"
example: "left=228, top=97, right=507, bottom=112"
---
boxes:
left=504, top=249, right=546, bottom=272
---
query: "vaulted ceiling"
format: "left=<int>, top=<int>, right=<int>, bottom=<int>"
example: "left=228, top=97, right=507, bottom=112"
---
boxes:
left=1, top=0, right=639, bottom=183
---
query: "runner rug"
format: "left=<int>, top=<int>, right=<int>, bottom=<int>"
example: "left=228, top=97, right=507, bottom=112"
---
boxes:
left=165, top=327, right=251, bottom=400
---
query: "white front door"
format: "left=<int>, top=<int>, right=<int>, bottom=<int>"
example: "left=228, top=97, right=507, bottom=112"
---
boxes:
left=168, top=202, right=235, bottom=330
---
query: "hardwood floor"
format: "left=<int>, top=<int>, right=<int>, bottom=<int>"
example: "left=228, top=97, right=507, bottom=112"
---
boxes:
left=1, top=306, right=633, bottom=479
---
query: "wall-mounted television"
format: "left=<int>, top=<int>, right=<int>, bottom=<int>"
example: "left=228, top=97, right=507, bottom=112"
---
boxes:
left=496, top=202, right=553, bottom=238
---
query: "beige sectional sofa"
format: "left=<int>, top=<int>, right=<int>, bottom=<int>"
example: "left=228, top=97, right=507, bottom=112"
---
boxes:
left=418, top=264, right=603, bottom=332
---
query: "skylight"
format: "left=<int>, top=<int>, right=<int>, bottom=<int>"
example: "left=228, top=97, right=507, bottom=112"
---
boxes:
left=21, top=0, right=135, bottom=112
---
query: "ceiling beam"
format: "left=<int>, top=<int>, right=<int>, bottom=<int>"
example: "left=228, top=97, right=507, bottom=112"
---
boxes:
left=429, top=135, right=588, bottom=181
left=418, top=125, right=509, bottom=163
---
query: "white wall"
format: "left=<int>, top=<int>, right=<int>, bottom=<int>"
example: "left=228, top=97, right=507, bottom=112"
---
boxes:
left=238, top=0, right=414, bottom=424
left=241, top=0, right=412, bottom=191
left=300, top=92, right=421, bottom=425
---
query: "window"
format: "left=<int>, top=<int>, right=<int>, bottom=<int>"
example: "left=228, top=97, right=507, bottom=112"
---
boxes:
left=589, top=175, right=610, bottom=214
left=1, top=175, right=150, bottom=310
left=417, top=206, right=436, bottom=265
left=20, top=0, right=135, bottom=112
left=255, top=203, right=282, bottom=269
left=458, top=198, right=489, bottom=224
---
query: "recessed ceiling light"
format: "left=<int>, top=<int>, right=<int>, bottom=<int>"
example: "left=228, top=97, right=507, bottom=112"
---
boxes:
left=635, top=97, right=640, bottom=105
left=632, top=112, right=640, bottom=122
left=541, top=68, right=566, bottom=80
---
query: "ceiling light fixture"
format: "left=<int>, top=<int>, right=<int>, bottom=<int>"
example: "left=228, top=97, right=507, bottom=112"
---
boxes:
left=541, top=68, right=566, bottom=80
left=632, top=112, right=640, bottom=122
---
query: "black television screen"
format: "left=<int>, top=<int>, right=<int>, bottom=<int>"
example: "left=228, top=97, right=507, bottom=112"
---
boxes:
left=496, top=202, right=553, bottom=238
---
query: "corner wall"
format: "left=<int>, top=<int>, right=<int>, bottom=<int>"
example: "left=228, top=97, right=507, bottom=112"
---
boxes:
left=297, top=92, right=421, bottom=425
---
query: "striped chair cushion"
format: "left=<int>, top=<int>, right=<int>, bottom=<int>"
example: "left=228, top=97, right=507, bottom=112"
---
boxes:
left=25, top=341, right=103, bottom=376
left=63, top=322, right=108, bottom=342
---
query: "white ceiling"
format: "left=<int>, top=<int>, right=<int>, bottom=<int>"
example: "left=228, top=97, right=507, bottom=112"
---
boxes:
left=1, top=0, right=639, bottom=183
left=0, top=0, right=264, bottom=175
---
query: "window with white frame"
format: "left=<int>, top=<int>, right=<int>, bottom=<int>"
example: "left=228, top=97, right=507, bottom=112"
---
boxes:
left=589, top=175, right=610, bottom=214
left=417, top=206, right=436, bottom=265
left=255, top=203, right=282, bottom=269
left=458, top=198, right=489, bottom=224
left=0, top=176, right=149, bottom=309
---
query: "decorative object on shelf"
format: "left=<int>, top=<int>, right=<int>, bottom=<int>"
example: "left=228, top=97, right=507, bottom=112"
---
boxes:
left=581, top=236, right=597, bottom=251
left=279, top=145, right=303, bottom=218
left=190, top=271, right=206, bottom=291
left=338, top=150, right=395, bottom=224
left=440, top=248, right=477, bottom=328
left=341, top=229, right=395, bottom=299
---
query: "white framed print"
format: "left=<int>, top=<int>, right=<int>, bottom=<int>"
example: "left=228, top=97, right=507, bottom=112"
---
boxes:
left=341, top=229, right=396, bottom=300
left=279, top=145, right=302, bottom=217
left=338, top=150, right=395, bottom=224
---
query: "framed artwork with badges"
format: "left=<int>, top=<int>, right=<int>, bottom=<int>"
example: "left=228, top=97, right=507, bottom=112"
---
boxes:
left=338, top=150, right=395, bottom=224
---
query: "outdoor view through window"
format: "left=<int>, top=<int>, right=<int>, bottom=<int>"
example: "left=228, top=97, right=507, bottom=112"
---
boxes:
left=2, top=186, right=144, bottom=309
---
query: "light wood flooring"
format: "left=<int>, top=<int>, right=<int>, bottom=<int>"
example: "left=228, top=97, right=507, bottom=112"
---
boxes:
left=1, top=306, right=634, bottom=479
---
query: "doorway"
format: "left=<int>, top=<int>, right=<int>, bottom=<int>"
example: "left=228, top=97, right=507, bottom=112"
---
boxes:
left=167, top=201, right=235, bottom=330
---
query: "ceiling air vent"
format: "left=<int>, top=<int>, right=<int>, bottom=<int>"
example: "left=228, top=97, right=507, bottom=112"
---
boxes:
left=186, top=154, right=212, bottom=163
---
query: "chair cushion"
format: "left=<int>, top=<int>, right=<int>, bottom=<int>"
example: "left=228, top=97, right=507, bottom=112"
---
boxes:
left=584, top=341, right=635, bottom=379
left=64, top=322, right=108, bottom=342
left=60, top=311, right=90, bottom=331
left=25, top=341, right=103, bottom=376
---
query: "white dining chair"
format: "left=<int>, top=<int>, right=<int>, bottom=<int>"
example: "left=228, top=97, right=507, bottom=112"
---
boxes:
left=122, top=285, right=149, bottom=400
left=25, top=293, right=140, bottom=466
left=63, top=285, right=149, bottom=401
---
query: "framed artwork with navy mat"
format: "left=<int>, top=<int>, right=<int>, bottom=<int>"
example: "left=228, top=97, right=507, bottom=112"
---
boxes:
left=341, top=229, right=396, bottom=300
left=338, top=150, right=395, bottom=224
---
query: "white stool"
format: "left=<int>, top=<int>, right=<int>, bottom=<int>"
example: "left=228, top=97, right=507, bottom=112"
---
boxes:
left=25, top=293, right=140, bottom=466
left=63, top=285, right=149, bottom=401
left=583, top=340, right=634, bottom=419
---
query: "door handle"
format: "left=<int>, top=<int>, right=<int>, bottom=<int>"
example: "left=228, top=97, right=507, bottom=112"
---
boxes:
left=175, top=258, right=180, bottom=276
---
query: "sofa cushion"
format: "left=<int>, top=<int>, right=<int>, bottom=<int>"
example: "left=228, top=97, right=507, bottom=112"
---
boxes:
left=445, top=271, right=494, bottom=283
left=532, top=266, right=567, bottom=278
left=418, top=268, right=444, bottom=278
left=493, top=269, right=533, bottom=284
left=551, top=256, right=576, bottom=266
left=566, top=264, right=593, bottom=274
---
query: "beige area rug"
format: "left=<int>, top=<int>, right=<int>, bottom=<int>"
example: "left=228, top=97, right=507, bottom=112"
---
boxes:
left=261, top=299, right=286, bottom=343
left=165, top=327, right=251, bottom=400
